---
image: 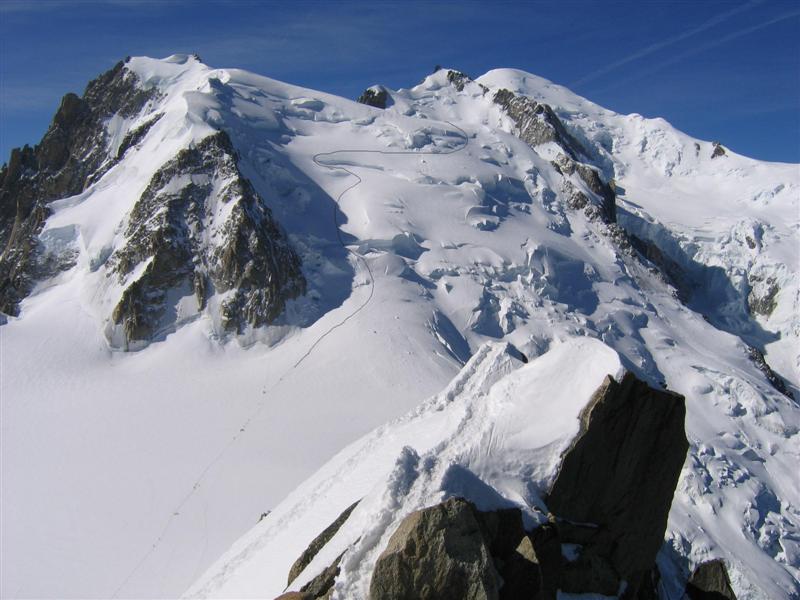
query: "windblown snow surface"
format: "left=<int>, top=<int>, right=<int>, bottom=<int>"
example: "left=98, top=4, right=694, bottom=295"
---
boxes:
left=2, top=55, right=798, bottom=599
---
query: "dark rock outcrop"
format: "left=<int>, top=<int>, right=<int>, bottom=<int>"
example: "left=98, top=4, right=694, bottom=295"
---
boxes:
left=116, top=112, right=164, bottom=160
left=560, top=548, right=619, bottom=596
left=0, top=59, right=156, bottom=315
left=497, top=535, right=541, bottom=599
left=108, top=130, right=305, bottom=346
left=491, top=89, right=616, bottom=224
left=357, top=86, right=390, bottom=109
left=547, top=372, right=688, bottom=593
left=551, top=153, right=616, bottom=223
left=298, top=551, right=344, bottom=600
left=443, top=69, right=489, bottom=95
left=747, top=274, right=779, bottom=317
left=711, top=142, right=727, bottom=159
left=492, top=88, right=585, bottom=160
left=627, top=233, right=694, bottom=303
left=446, top=69, right=472, bottom=92
left=746, top=346, right=791, bottom=398
left=636, top=565, right=662, bottom=600
left=686, top=559, right=737, bottom=600
left=288, top=501, right=359, bottom=585
left=274, top=593, right=309, bottom=600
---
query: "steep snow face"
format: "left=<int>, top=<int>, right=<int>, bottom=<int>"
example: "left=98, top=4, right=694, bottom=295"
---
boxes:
left=2, top=57, right=798, bottom=599
left=187, top=338, right=624, bottom=599
left=478, top=68, right=800, bottom=392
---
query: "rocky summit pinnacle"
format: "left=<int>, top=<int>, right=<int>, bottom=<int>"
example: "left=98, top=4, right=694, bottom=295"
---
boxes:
left=0, top=59, right=156, bottom=315
left=1, top=57, right=305, bottom=348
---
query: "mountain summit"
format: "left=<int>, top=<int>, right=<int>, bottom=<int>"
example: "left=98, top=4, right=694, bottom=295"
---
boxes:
left=2, top=55, right=798, bottom=599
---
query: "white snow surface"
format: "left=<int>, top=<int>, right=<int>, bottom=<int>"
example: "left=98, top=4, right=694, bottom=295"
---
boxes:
left=2, top=56, right=798, bottom=599
left=187, top=338, right=623, bottom=599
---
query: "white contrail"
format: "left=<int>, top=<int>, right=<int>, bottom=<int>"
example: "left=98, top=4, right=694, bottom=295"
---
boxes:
left=585, top=8, right=800, bottom=97
left=570, top=0, right=765, bottom=88
left=636, top=9, right=800, bottom=78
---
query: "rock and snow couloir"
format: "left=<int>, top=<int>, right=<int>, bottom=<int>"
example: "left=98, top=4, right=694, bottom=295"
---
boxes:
left=1, top=55, right=798, bottom=599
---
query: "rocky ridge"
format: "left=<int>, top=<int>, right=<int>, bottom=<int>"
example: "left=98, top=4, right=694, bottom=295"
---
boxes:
left=450, top=70, right=619, bottom=225
left=0, top=59, right=156, bottom=315
left=276, top=363, right=693, bottom=600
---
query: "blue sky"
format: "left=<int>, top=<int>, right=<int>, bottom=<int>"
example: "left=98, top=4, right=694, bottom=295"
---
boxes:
left=1, top=0, right=798, bottom=163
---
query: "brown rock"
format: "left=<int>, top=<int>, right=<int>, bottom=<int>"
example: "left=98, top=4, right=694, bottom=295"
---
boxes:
left=498, top=536, right=541, bottom=600
left=299, top=552, right=344, bottom=599
left=686, top=559, right=737, bottom=600
left=547, top=373, right=689, bottom=580
left=529, top=524, right=561, bottom=597
left=369, top=497, right=500, bottom=600
left=288, top=501, right=359, bottom=585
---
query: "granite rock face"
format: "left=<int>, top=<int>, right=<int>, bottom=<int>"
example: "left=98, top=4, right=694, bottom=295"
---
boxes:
left=547, top=372, right=688, bottom=594
left=298, top=552, right=344, bottom=600
left=1, top=60, right=305, bottom=344
left=746, top=346, right=791, bottom=398
left=747, top=273, right=779, bottom=317
left=107, top=131, right=305, bottom=347
left=627, top=233, right=694, bottom=303
left=446, top=69, right=474, bottom=92
left=492, top=88, right=585, bottom=160
left=0, top=59, right=156, bottom=315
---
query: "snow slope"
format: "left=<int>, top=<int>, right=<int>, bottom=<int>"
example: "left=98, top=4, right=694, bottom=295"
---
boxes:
left=187, top=338, right=624, bottom=599
left=2, top=56, right=798, bottom=599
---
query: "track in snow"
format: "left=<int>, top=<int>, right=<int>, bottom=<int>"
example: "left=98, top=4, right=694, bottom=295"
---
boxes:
left=296, top=119, right=470, bottom=366
left=111, top=118, right=469, bottom=598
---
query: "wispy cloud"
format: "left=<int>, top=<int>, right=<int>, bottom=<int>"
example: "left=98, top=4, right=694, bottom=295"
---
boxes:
left=569, top=0, right=765, bottom=88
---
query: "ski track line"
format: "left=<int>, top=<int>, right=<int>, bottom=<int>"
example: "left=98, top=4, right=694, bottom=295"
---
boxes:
left=111, top=118, right=469, bottom=598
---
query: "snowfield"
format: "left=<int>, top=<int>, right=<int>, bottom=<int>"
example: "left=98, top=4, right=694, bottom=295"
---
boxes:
left=1, top=55, right=798, bottom=599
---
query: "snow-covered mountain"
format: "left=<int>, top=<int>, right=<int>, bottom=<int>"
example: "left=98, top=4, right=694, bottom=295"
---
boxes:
left=1, top=55, right=797, bottom=599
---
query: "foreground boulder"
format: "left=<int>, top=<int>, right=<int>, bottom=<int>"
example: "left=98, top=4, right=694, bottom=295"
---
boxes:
left=368, top=499, right=557, bottom=600
left=369, top=498, right=501, bottom=600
